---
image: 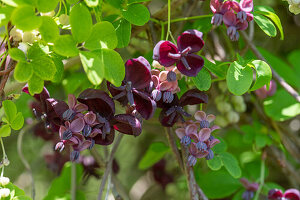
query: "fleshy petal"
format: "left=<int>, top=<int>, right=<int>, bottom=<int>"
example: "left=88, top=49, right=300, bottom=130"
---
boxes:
left=125, top=56, right=152, bottom=89
left=70, top=118, right=85, bottom=133
left=90, top=128, right=102, bottom=138
left=159, top=71, right=168, bottom=82
left=189, top=142, right=198, bottom=156
left=240, top=0, right=253, bottom=13
left=78, top=89, right=115, bottom=120
left=236, top=20, right=248, bottom=31
left=177, top=30, right=204, bottom=53
left=94, top=129, right=115, bottom=145
left=209, top=138, right=220, bottom=148
left=210, top=125, right=220, bottom=132
left=84, top=112, right=96, bottom=125
left=284, top=189, right=300, bottom=200
left=133, top=90, right=156, bottom=120
left=194, top=111, right=206, bottom=121
left=22, top=84, right=50, bottom=103
left=68, top=94, right=77, bottom=109
left=159, top=82, right=174, bottom=91
left=159, top=109, right=180, bottom=127
left=177, top=54, right=204, bottom=77
left=195, top=150, right=209, bottom=158
left=179, top=89, right=208, bottom=106
left=185, top=124, right=198, bottom=135
left=210, top=0, right=221, bottom=13
left=223, top=11, right=237, bottom=27
left=153, top=41, right=178, bottom=67
left=222, top=1, right=241, bottom=13
left=175, top=128, right=185, bottom=139
left=268, top=189, right=283, bottom=199
left=198, top=128, right=211, bottom=141
left=74, top=103, right=88, bottom=112
left=74, top=140, right=92, bottom=151
left=113, top=114, right=142, bottom=136
left=59, top=126, right=67, bottom=139
left=206, top=114, right=216, bottom=123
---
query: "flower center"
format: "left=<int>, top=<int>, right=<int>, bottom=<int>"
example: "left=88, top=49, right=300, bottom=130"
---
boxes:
left=167, top=47, right=192, bottom=70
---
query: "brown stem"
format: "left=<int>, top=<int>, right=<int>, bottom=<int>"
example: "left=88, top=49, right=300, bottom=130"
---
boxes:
left=165, top=127, right=185, bottom=173
left=181, top=143, right=208, bottom=200
left=240, top=31, right=300, bottom=103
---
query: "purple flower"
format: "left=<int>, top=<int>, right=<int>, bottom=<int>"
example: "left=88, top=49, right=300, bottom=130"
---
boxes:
left=194, top=111, right=220, bottom=131
left=255, top=80, right=277, bottom=99
left=107, top=57, right=156, bottom=120
left=159, top=89, right=208, bottom=127
left=153, top=30, right=204, bottom=77
left=62, top=94, right=88, bottom=121
left=223, top=10, right=248, bottom=41
left=268, top=188, right=300, bottom=200
left=240, top=178, right=259, bottom=200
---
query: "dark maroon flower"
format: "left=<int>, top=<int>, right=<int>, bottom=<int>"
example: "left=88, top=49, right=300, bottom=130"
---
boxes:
left=152, top=159, right=173, bottom=189
left=223, top=10, right=248, bottom=41
left=107, top=56, right=156, bottom=120
left=153, top=30, right=204, bottom=77
left=62, top=94, right=88, bottom=121
left=268, top=188, right=300, bottom=200
left=77, top=88, right=142, bottom=140
left=159, top=89, right=208, bottom=127
left=255, top=80, right=277, bottom=99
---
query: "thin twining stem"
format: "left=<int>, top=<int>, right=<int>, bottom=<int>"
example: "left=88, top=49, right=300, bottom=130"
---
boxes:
left=97, top=134, right=123, bottom=200
left=240, top=31, right=300, bottom=103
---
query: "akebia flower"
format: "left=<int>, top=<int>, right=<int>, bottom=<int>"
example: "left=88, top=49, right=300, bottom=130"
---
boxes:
left=153, top=29, right=204, bottom=77
left=107, top=56, right=156, bottom=120
left=223, top=11, right=248, bottom=41
left=62, top=94, right=88, bottom=121
left=268, top=188, right=300, bottom=200
left=159, top=89, right=208, bottom=127
left=240, top=178, right=259, bottom=200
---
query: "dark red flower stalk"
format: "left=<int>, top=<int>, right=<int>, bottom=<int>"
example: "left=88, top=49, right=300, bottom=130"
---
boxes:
left=107, top=56, right=156, bottom=120
left=153, top=30, right=204, bottom=77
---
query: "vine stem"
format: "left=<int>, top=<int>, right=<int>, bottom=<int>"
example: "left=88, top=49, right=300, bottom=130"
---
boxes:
left=240, top=31, right=300, bottom=103
left=97, top=134, right=123, bottom=200
left=0, top=138, right=7, bottom=177
left=71, top=162, right=76, bottom=200
left=166, top=0, right=171, bottom=40
left=254, top=155, right=266, bottom=200
left=165, top=127, right=184, bottom=173
left=17, top=124, right=36, bottom=200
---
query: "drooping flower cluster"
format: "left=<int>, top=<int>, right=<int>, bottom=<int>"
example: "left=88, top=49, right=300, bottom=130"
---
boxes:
left=268, top=188, right=300, bottom=200
left=175, top=111, right=220, bottom=166
left=23, top=86, right=142, bottom=161
left=153, top=29, right=205, bottom=77
left=210, top=0, right=253, bottom=41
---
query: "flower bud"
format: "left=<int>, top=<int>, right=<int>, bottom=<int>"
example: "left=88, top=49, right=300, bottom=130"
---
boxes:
left=180, top=136, right=191, bottom=146
left=151, top=89, right=162, bottom=101
left=63, top=109, right=76, bottom=121
left=0, top=188, right=10, bottom=198
left=188, top=155, right=197, bottom=166
left=82, top=125, right=92, bottom=137
left=10, top=27, right=23, bottom=42
left=211, top=13, right=223, bottom=26
left=196, top=141, right=207, bottom=152
left=200, top=120, right=210, bottom=129
left=218, top=81, right=227, bottom=92
left=167, top=71, right=177, bottom=82
left=0, top=177, right=10, bottom=186
left=217, top=102, right=232, bottom=113
left=62, top=130, right=73, bottom=140
left=22, top=31, right=36, bottom=43
left=3, top=157, right=9, bottom=166
left=226, top=111, right=240, bottom=123
left=205, top=149, right=214, bottom=160
left=163, top=91, right=174, bottom=103
left=41, top=10, right=55, bottom=17
left=152, top=60, right=164, bottom=69
left=215, top=115, right=228, bottom=127
left=55, top=142, right=65, bottom=152
left=70, top=151, right=80, bottom=162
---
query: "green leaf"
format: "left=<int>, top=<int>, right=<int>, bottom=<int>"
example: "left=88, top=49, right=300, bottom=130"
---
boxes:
left=2, top=100, right=17, bottom=122
left=258, top=47, right=300, bottom=88
left=253, top=13, right=277, bottom=37
left=37, top=0, right=59, bottom=12
left=70, top=3, right=92, bottom=42
left=264, top=89, right=300, bottom=121
left=255, top=133, right=271, bottom=149
left=11, top=5, right=42, bottom=31
left=9, top=48, right=26, bottom=61
left=219, top=152, right=242, bottom=178
left=254, top=10, right=284, bottom=40
left=254, top=5, right=275, bottom=13
left=0, top=5, right=15, bottom=27
left=106, top=0, right=123, bottom=9
left=51, top=54, right=64, bottom=83
left=10, top=112, right=24, bottom=130
left=85, top=21, right=118, bottom=50
left=0, top=125, right=11, bottom=137
left=113, top=19, right=131, bottom=48
left=27, top=43, right=47, bottom=59
left=12, top=196, right=32, bottom=200
left=196, top=170, right=240, bottom=199
left=31, top=56, right=56, bottom=80
left=207, top=155, right=223, bottom=170
left=193, top=17, right=213, bottom=34
left=79, top=51, right=104, bottom=85
left=1, top=0, right=36, bottom=7
left=203, top=57, right=227, bottom=79
left=84, top=0, right=98, bottom=7
left=192, top=68, right=211, bottom=91
left=249, top=60, right=272, bottom=91
left=95, top=49, right=125, bottom=87
left=212, top=137, right=227, bottom=154
left=14, top=61, right=33, bottom=82
left=128, top=0, right=150, bottom=4
left=138, top=142, right=169, bottom=170
left=39, top=16, right=59, bottom=42
left=287, top=49, right=300, bottom=80
left=122, top=3, right=150, bottom=26
left=28, top=74, right=44, bottom=95
left=54, top=35, right=79, bottom=57
left=67, top=0, right=78, bottom=4
left=226, top=61, right=253, bottom=95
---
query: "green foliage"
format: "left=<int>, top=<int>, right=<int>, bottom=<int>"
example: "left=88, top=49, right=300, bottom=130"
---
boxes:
left=70, top=3, right=93, bottom=43
left=39, top=16, right=59, bottom=42
left=203, top=57, right=227, bottom=79
left=219, top=152, right=242, bottom=178
left=11, top=5, right=42, bottom=31
left=84, top=0, right=99, bottom=7
left=36, top=0, right=59, bottom=12
left=113, top=19, right=132, bottom=48
left=264, top=89, right=300, bottom=121
left=227, top=61, right=253, bottom=95
left=253, top=13, right=277, bottom=37
left=0, top=5, right=14, bottom=26
left=249, top=60, right=272, bottom=91
left=14, top=61, right=33, bottom=82
left=85, top=21, right=118, bottom=50
left=138, top=142, right=170, bottom=169
left=122, top=3, right=150, bottom=26
left=192, top=68, right=211, bottom=91
left=9, top=48, right=26, bottom=62
left=54, top=35, right=79, bottom=57
left=207, top=156, right=222, bottom=170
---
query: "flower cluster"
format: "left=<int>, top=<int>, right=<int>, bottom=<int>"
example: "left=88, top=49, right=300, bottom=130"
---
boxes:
left=210, top=0, right=253, bottom=41
left=268, top=188, right=300, bottom=200
left=23, top=86, right=142, bottom=161
left=175, top=111, right=220, bottom=166
left=153, top=29, right=205, bottom=77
